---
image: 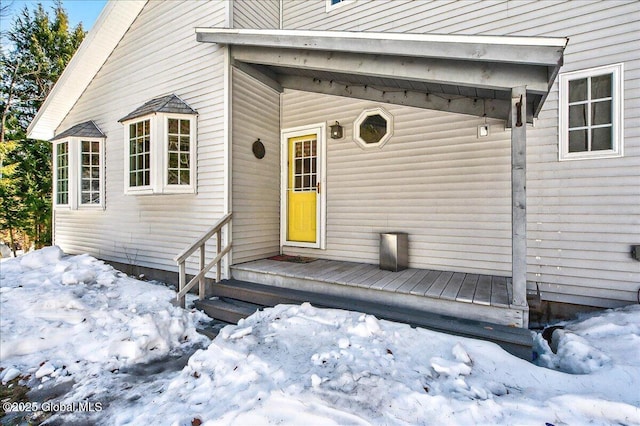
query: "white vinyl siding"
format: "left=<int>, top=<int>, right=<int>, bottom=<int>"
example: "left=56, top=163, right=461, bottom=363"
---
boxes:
left=53, top=1, right=229, bottom=276
left=281, top=0, right=640, bottom=307
left=282, top=91, right=512, bottom=276
left=232, top=0, right=279, bottom=29
left=325, top=0, right=354, bottom=13
left=231, top=68, right=281, bottom=263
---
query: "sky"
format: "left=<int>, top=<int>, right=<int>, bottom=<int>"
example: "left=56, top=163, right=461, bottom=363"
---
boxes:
left=1, top=246, right=639, bottom=425
left=1, top=0, right=107, bottom=34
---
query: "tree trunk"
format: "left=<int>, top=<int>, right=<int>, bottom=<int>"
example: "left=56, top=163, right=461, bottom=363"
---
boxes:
left=8, top=228, right=16, bottom=257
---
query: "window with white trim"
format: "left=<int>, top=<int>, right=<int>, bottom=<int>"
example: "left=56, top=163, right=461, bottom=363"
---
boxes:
left=559, top=63, right=623, bottom=161
left=353, top=107, right=394, bottom=149
left=54, top=137, right=105, bottom=209
left=326, top=0, right=353, bottom=12
left=122, top=113, right=196, bottom=195
left=55, top=141, right=69, bottom=205
left=128, top=119, right=151, bottom=188
left=80, top=140, right=102, bottom=205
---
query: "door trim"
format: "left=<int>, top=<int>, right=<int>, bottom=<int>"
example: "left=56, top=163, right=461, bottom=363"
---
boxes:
left=280, top=123, right=326, bottom=249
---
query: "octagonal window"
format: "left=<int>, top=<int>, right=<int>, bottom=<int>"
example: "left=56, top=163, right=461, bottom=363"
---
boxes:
left=354, top=107, right=393, bottom=149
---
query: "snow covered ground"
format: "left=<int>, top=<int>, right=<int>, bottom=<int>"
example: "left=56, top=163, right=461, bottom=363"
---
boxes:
left=1, top=247, right=639, bottom=425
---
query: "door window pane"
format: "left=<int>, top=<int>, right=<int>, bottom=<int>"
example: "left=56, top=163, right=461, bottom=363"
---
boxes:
left=291, top=138, right=317, bottom=192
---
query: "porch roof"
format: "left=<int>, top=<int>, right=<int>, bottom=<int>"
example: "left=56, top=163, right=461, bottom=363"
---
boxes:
left=196, top=28, right=567, bottom=122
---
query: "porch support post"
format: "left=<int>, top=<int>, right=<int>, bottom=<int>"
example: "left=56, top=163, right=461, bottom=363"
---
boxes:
left=511, top=86, right=527, bottom=308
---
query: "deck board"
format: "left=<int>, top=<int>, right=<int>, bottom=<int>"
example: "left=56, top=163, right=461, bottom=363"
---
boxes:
left=310, top=261, right=350, bottom=280
left=474, top=275, right=493, bottom=306
left=412, top=270, right=444, bottom=296
left=337, top=263, right=378, bottom=284
left=382, top=268, right=420, bottom=291
left=395, top=269, right=430, bottom=293
left=440, top=272, right=466, bottom=300
left=359, top=270, right=391, bottom=288
left=321, top=261, right=363, bottom=281
left=370, top=269, right=410, bottom=290
left=424, top=271, right=453, bottom=297
left=349, top=267, right=385, bottom=286
left=456, top=274, right=479, bottom=303
left=232, top=259, right=513, bottom=310
left=491, top=276, right=510, bottom=307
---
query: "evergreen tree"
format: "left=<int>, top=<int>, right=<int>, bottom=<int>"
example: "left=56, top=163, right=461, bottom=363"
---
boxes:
left=0, top=1, right=84, bottom=253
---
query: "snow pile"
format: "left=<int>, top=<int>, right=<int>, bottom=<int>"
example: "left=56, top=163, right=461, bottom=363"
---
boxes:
left=0, top=246, right=209, bottom=411
left=535, top=305, right=640, bottom=375
left=113, top=303, right=640, bottom=426
left=1, top=247, right=639, bottom=425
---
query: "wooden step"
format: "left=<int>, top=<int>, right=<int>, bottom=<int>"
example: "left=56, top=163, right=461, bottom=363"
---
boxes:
left=194, top=297, right=261, bottom=324
left=206, top=279, right=533, bottom=360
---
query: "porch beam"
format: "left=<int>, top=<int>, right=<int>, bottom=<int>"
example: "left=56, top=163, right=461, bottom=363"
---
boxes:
left=197, top=28, right=567, bottom=68
left=231, top=46, right=551, bottom=94
left=279, top=74, right=511, bottom=120
left=231, top=60, right=283, bottom=93
left=511, top=86, right=527, bottom=309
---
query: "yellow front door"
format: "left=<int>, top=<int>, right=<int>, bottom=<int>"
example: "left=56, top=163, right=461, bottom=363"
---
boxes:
left=287, top=134, right=318, bottom=243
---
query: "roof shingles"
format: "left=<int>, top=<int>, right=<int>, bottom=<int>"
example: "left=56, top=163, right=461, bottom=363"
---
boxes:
left=51, top=121, right=105, bottom=141
left=118, top=94, right=197, bottom=123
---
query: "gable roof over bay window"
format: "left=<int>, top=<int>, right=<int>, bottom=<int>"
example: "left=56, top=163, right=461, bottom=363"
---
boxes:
left=118, top=94, right=198, bottom=123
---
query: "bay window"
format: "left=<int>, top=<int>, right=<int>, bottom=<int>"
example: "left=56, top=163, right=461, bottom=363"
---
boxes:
left=120, top=94, right=197, bottom=195
left=52, top=121, right=105, bottom=210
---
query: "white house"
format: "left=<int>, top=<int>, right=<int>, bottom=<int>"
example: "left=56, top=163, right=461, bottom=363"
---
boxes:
left=29, top=0, right=639, bottom=332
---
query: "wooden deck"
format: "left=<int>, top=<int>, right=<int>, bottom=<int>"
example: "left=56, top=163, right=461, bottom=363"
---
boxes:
left=231, top=258, right=527, bottom=327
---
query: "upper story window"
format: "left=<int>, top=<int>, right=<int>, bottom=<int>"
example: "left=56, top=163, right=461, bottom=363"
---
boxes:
left=119, top=94, right=197, bottom=195
left=353, top=107, right=394, bottom=149
left=52, top=121, right=105, bottom=210
left=559, top=63, right=623, bottom=161
left=326, top=0, right=353, bottom=12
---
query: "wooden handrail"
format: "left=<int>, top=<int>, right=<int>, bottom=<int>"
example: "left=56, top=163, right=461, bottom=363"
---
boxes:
left=174, top=212, right=233, bottom=263
left=175, top=212, right=232, bottom=308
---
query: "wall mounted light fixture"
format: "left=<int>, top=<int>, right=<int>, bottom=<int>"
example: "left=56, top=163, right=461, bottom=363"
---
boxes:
left=330, top=121, right=343, bottom=139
